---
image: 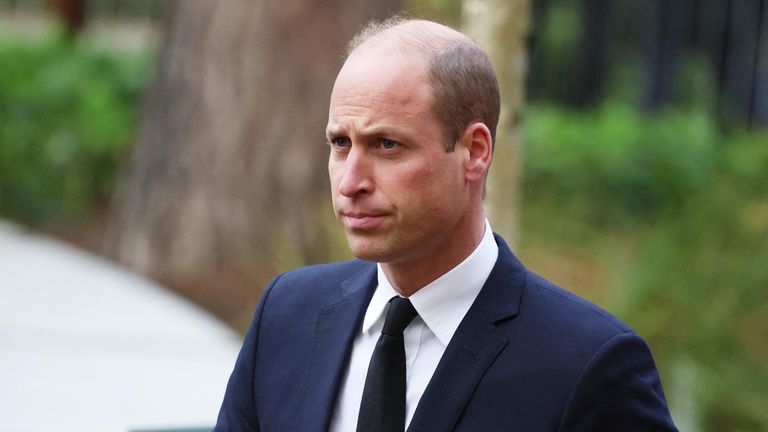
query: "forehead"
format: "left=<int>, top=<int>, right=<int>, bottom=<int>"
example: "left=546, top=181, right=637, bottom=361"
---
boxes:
left=330, top=46, right=432, bottom=113
left=328, top=48, right=432, bottom=129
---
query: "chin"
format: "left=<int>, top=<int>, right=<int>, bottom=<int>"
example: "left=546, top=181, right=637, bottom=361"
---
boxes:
left=347, top=244, right=383, bottom=262
left=345, top=236, right=391, bottom=262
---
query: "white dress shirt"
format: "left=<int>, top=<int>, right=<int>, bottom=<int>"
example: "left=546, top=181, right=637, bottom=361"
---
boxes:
left=329, top=220, right=499, bottom=431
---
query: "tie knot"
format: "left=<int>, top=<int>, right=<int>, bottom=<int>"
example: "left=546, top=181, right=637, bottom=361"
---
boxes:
left=382, top=297, right=418, bottom=336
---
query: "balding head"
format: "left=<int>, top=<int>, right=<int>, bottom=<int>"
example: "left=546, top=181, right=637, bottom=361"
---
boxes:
left=347, top=18, right=470, bottom=57
left=344, top=18, right=500, bottom=152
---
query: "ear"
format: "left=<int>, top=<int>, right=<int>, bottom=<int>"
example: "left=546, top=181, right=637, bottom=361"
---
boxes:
left=457, top=122, right=493, bottom=183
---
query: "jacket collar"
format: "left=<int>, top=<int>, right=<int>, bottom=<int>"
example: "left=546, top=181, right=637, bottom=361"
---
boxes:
left=407, top=234, right=525, bottom=431
left=302, top=233, right=526, bottom=432
left=301, top=262, right=377, bottom=432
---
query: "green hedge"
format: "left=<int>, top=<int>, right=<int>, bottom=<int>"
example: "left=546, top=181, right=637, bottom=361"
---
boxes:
left=524, top=103, right=768, bottom=431
left=523, top=102, right=732, bottom=224
left=0, top=32, right=150, bottom=225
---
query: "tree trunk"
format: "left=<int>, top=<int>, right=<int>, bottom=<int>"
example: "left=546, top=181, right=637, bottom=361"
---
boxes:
left=104, top=0, right=400, bottom=331
left=462, top=0, right=530, bottom=249
left=46, top=0, right=87, bottom=36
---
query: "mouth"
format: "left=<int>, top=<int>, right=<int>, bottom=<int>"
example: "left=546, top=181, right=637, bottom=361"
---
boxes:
left=340, top=212, right=388, bottom=230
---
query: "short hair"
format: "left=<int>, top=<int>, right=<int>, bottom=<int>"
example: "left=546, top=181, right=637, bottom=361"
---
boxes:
left=346, top=17, right=500, bottom=152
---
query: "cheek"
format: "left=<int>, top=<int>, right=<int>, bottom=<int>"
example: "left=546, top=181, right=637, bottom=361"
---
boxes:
left=328, top=163, right=341, bottom=189
left=328, top=167, right=341, bottom=208
left=396, top=163, right=463, bottom=211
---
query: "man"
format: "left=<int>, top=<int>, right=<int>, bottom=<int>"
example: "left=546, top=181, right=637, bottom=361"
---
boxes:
left=215, top=18, right=678, bottom=432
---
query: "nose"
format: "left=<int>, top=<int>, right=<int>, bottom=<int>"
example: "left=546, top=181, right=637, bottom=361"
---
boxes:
left=336, top=146, right=373, bottom=197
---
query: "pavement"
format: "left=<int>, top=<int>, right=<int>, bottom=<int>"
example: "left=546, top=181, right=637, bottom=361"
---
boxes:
left=0, top=221, right=242, bottom=432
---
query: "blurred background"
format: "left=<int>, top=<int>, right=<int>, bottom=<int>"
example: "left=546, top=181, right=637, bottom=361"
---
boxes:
left=1, top=0, right=766, bottom=430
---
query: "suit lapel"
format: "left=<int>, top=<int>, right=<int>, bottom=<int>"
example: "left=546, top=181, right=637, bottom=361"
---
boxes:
left=407, top=235, right=526, bottom=431
left=302, top=263, right=377, bottom=432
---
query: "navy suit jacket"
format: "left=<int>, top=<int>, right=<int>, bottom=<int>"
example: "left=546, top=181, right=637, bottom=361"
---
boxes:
left=215, top=235, right=677, bottom=431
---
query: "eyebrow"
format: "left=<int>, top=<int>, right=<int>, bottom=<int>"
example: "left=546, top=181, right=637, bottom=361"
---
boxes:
left=325, top=124, right=403, bottom=141
left=367, top=127, right=397, bottom=137
left=325, top=124, right=343, bottom=140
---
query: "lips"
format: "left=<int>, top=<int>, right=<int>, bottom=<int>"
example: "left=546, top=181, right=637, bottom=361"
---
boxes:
left=340, top=212, right=388, bottom=230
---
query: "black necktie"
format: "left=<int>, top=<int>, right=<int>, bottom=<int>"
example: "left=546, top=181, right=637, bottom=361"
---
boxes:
left=356, top=296, right=419, bottom=432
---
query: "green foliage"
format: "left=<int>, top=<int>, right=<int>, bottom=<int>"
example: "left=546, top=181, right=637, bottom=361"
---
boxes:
left=523, top=103, right=768, bottom=430
left=524, top=102, right=720, bottom=225
left=622, top=136, right=768, bottom=431
left=0, top=32, right=151, bottom=225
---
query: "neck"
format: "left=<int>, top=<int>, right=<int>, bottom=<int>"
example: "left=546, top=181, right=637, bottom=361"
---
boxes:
left=381, top=210, right=486, bottom=297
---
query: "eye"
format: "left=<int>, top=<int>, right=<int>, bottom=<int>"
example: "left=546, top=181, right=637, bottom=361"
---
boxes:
left=329, top=136, right=351, bottom=149
left=380, top=139, right=399, bottom=150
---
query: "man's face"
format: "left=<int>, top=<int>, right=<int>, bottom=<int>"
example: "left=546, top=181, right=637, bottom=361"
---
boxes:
left=327, top=47, right=471, bottom=265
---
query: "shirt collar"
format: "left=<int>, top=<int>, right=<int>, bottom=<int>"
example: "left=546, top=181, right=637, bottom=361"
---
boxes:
left=362, top=219, right=499, bottom=346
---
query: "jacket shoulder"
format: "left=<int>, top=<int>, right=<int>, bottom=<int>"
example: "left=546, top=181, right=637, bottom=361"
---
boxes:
left=523, top=270, right=632, bottom=340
